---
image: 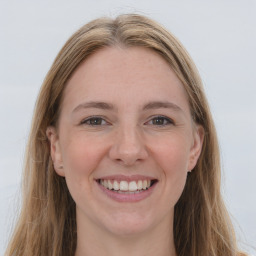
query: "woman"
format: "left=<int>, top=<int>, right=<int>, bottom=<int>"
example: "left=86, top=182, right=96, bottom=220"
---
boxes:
left=5, top=14, right=247, bottom=256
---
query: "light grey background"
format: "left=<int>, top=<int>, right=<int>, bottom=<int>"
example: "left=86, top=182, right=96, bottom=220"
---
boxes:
left=0, top=0, right=255, bottom=254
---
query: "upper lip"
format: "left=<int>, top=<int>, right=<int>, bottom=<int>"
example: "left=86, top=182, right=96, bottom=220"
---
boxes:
left=95, top=174, right=158, bottom=182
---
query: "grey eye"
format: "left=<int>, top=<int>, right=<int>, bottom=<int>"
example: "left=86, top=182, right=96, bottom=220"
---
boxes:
left=147, top=116, right=173, bottom=126
left=82, top=117, right=107, bottom=126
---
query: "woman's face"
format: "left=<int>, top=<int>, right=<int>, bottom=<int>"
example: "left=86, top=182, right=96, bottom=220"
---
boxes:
left=47, top=46, right=203, bottom=236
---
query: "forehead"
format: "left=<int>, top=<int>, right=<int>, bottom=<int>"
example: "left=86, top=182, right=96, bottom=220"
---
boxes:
left=62, top=46, right=190, bottom=114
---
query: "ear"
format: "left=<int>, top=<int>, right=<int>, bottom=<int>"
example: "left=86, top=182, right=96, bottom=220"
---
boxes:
left=46, top=126, right=65, bottom=177
left=188, top=124, right=204, bottom=172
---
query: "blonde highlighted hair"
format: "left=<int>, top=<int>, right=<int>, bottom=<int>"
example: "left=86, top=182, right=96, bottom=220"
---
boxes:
left=5, top=14, right=246, bottom=256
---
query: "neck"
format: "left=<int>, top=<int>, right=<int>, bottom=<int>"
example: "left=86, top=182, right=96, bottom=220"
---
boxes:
left=75, top=213, right=177, bottom=256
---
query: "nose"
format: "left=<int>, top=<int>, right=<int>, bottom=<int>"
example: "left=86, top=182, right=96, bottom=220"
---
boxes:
left=108, top=125, right=149, bottom=166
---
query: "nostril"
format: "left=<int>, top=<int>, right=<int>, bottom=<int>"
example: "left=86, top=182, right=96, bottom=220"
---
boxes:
left=108, top=136, right=149, bottom=165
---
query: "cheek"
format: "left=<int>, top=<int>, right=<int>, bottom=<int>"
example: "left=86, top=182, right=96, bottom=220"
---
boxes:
left=59, top=134, right=109, bottom=206
left=60, top=134, right=108, bottom=180
left=151, top=136, right=190, bottom=202
left=160, top=146, right=188, bottom=187
left=151, top=134, right=191, bottom=172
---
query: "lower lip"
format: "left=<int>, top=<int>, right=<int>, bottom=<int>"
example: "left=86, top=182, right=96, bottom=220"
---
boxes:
left=96, top=181, right=157, bottom=202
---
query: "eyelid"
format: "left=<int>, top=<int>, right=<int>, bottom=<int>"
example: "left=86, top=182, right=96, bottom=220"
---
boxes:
left=144, top=115, right=175, bottom=126
left=79, top=115, right=174, bottom=126
left=80, top=116, right=110, bottom=126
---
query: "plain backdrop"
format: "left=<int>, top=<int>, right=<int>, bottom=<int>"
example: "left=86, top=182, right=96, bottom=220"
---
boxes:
left=0, top=0, right=255, bottom=254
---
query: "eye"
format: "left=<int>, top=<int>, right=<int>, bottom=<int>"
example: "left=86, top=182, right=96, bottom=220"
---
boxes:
left=81, top=117, right=108, bottom=126
left=146, top=116, right=174, bottom=126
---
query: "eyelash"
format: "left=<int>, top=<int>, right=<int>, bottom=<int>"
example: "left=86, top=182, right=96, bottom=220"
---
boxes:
left=80, top=115, right=174, bottom=127
left=81, top=116, right=109, bottom=126
left=146, top=116, right=174, bottom=126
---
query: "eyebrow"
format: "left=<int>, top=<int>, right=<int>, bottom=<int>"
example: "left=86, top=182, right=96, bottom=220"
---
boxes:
left=142, top=101, right=182, bottom=112
left=72, top=101, right=115, bottom=113
left=72, top=101, right=183, bottom=113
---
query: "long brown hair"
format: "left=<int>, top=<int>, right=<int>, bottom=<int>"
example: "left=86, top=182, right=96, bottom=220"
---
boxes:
left=5, top=14, right=246, bottom=256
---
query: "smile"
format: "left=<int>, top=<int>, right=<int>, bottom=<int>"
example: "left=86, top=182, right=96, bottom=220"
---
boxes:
left=96, top=176, right=158, bottom=202
left=97, top=179, right=157, bottom=193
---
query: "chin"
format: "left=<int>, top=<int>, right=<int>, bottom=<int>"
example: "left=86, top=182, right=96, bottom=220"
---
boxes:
left=102, top=212, right=156, bottom=237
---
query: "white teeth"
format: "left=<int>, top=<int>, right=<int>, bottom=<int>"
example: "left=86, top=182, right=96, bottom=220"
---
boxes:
left=108, top=180, right=113, bottom=190
left=128, top=181, right=138, bottom=191
left=113, top=180, right=119, bottom=190
left=99, top=179, right=154, bottom=192
left=142, top=180, right=147, bottom=190
left=120, top=181, right=129, bottom=191
left=103, top=180, right=108, bottom=188
left=137, top=180, right=142, bottom=190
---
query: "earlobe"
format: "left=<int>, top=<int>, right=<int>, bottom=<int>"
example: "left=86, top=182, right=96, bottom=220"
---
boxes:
left=46, top=126, right=65, bottom=177
left=188, top=125, right=204, bottom=171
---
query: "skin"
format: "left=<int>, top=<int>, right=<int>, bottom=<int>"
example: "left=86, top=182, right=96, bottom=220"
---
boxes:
left=47, top=46, right=204, bottom=256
